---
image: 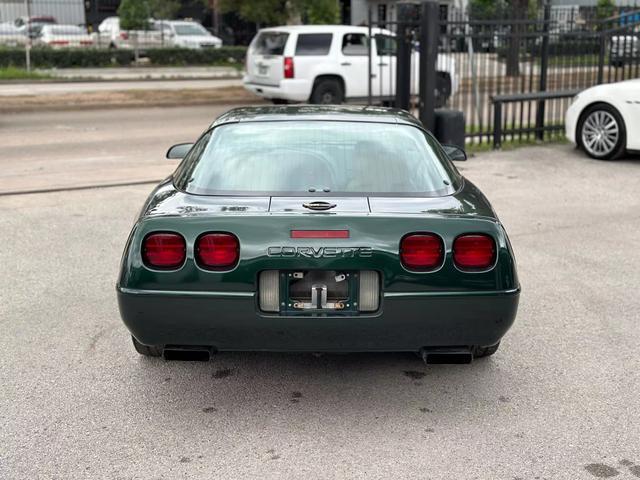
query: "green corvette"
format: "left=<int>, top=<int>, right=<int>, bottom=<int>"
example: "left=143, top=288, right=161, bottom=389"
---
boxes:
left=117, top=106, right=520, bottom=363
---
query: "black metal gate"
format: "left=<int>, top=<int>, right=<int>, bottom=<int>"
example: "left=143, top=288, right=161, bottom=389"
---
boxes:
left=365, top=2, right=640, bottom=148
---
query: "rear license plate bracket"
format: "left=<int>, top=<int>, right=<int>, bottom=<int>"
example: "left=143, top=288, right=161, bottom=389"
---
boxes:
left=280, top=270, right=360, bottom=316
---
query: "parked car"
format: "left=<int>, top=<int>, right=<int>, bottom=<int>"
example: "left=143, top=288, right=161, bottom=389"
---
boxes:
left=153, top=20, right=222, bottom=49
left=117, top=105, right=519, bottom=361
left=610, top=25, right=639, bottom=67
left=36, top=24, right=94, bottom=48
left=97, top=16, right=164, bottom=50
left=0, top=22, right=27, bottom=47
left=243, top=25, right=457, bottom=106
left=14, top=15, right=56, bottom=39
left=565, top=79, right=640, bottom=160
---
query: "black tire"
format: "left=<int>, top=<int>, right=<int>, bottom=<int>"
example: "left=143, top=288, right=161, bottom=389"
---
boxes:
left=310, top=78, right=344, bottom=105
left=577, top=103, right=626, bottom=161
left=473, top=342, right=500, bottom=359
left=131, top=336, right=163, bottom=357
left=271, top=98, right=288, bottom=105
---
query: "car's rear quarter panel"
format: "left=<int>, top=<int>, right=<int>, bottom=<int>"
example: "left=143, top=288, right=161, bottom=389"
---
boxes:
left=117, top=181, right=519, bottom=351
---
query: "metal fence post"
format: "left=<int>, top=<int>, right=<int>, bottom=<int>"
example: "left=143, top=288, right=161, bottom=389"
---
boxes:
left=368, top=8, right=373, bottom=106
left=535, top=2, right=551, bottom=141
left=395, top=3, right=413, bottom=110
left=493, top=100, right=502, bottom=149
left=597, top=34, right=606, bottom=84
left=419, top=1, right=439, bottom=132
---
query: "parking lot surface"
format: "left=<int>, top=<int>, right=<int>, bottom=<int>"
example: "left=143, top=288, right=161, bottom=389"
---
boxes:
left=1, top=106, right=640, bottom=479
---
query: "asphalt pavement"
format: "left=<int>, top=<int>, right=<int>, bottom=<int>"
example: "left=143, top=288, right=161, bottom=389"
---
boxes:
left=1, top=106, right=640, bottom=479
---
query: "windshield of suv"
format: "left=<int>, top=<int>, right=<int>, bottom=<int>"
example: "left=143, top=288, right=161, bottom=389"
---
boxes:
left=174, top=23, right=208, bottom=36
left=174, top=121, right=459, bottom=196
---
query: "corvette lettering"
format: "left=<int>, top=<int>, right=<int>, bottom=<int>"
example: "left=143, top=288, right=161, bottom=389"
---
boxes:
left=267, top=246, right=373, bottom=258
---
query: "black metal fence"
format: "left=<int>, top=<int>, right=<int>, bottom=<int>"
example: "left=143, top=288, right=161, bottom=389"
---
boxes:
left=366, top=3, right=640, bottom=148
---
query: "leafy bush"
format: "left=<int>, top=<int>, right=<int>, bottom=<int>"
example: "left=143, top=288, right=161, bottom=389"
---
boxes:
left=0, top=46, right=247, bottom=69
left=0, top=48, right=134, bottom=68
left=145, top=47, right=247, bottom=66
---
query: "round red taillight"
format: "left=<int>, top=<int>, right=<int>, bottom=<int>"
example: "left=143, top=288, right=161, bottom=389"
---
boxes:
left=142, top=233, right=186, bottom=269
left=196, top=233, right=239, bottom=269
left=400, top=233, right=444, bottom=270
left=453, top=234, right=496, bottom=270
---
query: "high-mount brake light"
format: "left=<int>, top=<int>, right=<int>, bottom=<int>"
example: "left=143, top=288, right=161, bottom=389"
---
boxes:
left=142, top=233, right=186, bottom=269
left=284, top=56, right=295, bottom=79
left=196, top=233, right=240, bottom=269
left=400, top=234, right=444, bottom=270
left=291, top=230, right=349, bottom=239
left=453, top=234, right=496, bottom=270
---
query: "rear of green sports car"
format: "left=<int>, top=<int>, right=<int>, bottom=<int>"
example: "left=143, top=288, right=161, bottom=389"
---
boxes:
left=117, top=106, right=519, bottom=361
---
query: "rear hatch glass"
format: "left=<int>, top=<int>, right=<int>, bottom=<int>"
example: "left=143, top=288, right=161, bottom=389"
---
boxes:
left=174, top=121, right=458, bottom=197
left=252, top=31, right=289, bottom=55
left=246, top=31, right=289, bottom=85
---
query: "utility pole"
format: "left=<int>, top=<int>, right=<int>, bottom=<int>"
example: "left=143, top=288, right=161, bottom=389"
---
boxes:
left=211, top=0, right=221, bottom=36
left=24, top=0, right=32, bottom=72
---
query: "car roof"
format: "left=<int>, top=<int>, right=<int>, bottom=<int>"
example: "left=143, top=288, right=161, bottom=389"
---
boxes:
left=210, top=105, right=423, bottom=129
left=258, top=24, right=392, bottom=35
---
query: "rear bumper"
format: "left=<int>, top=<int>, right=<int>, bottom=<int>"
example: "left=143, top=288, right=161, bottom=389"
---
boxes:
left=118, top=286, right=520, bottom=352
left=243, top=78, right=312, bottom=102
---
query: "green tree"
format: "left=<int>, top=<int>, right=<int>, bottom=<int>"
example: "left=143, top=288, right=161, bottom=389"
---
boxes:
left=149, top=0, right=180, bottom=20
left=596, top=0, right=616, bottom=20
left=299, top=0, right=339, bottom=24
left=219, top=0, right=338, bottom=26
left=468, top=0, right=506, bottom=20
left=118, top=0, right=150, bottom=30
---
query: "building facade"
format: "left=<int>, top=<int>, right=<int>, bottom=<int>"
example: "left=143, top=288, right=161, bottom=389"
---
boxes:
left=343, top=0, right=468, bottom=26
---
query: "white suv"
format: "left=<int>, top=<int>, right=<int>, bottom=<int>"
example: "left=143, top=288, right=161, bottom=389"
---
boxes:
left=243, top=25, right=457, bottom=105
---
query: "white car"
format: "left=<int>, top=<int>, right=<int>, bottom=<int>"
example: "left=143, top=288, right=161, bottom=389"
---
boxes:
left=566, top=79, right=640, bottom=160
left=243, top=25, right=458, bottom=105
left=0, top=22, right=27, bottom=47
left=36, top=24, right=94, bottom=48
left=154, top=20, right=222, bottom=49
left=97, top=16, right=164, bottom=50
left=611, top=25, right=639, bottom=67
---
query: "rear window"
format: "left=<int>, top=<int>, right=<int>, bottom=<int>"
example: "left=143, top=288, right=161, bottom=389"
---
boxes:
left=252, top=31, right=289, bottom=55
left=295, top=33, right=332, bottom=55
left=174, top=121, right=458, bottom=197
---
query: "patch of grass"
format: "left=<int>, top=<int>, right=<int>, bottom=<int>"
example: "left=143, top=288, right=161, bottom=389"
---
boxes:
left=466, top=136, right=568, bottom=154
left=0, top=66, right=52, bottom=80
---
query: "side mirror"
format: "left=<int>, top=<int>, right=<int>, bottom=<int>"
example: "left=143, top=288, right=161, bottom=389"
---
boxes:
left=166, top=143, right=193, bottom=159
left=442, top=144, right=467, bottom=162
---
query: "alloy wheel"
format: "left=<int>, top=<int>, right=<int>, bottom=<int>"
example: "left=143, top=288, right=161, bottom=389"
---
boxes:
left=581, top=110, right=619, bottom=157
